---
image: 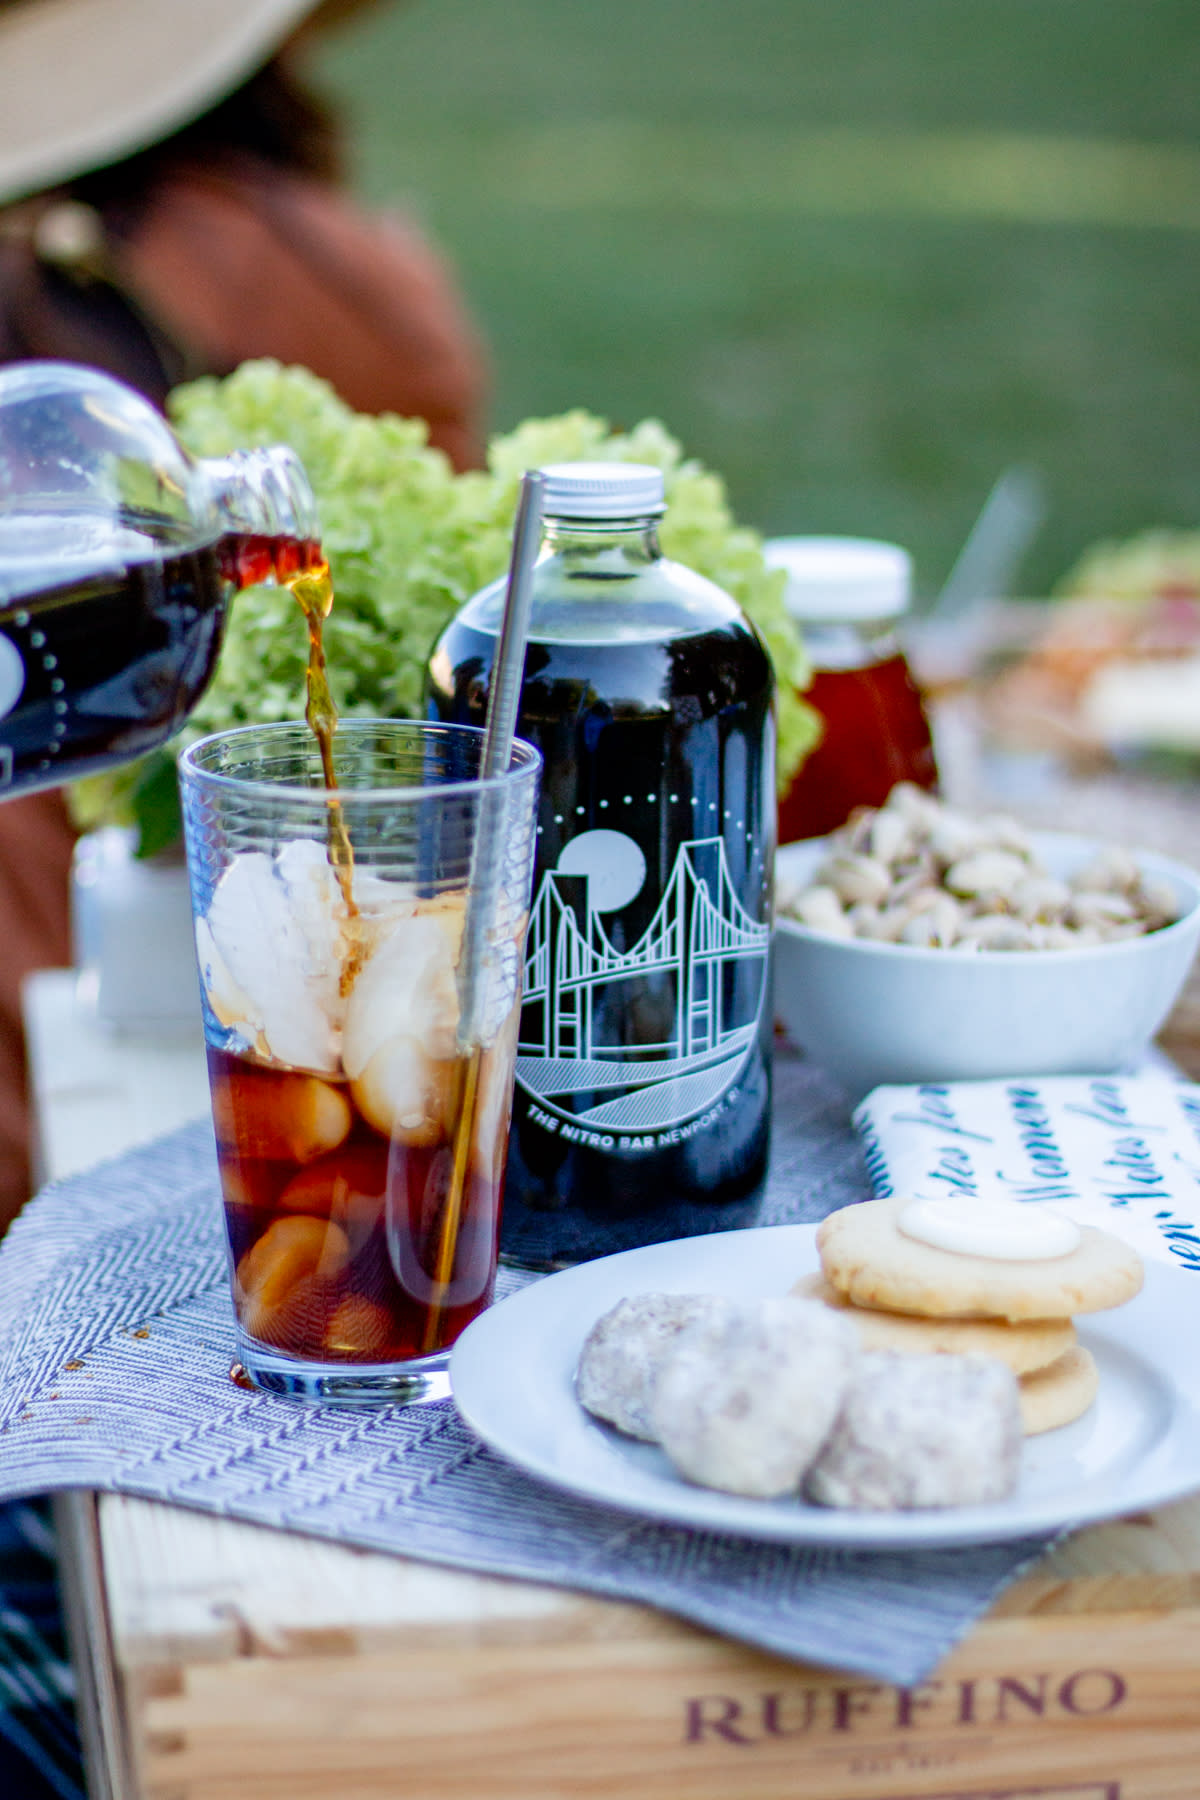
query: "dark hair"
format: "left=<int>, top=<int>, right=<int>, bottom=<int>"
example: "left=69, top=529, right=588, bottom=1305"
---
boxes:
left=73, top=55, right=344, bottom=212
left=0, top=55, right=342, bottom=401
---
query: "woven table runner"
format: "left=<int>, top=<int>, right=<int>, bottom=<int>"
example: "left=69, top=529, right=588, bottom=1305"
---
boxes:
left=0, top=1053, right=1053, bottom=1686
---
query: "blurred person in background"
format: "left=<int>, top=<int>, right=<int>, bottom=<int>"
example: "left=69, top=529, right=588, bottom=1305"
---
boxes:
left=0, top=8, right=487, bottom=1797
left=0, top=0, right=487, bottom=1237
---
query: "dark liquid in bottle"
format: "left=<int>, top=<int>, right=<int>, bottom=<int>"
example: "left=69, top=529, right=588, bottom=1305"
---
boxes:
left=219, top=532, right=325, bottom=591
left=778, top=652, right=937, bottom=843
left=429, top=613, right=775, bottom=1267
left=0, top=520, right=326, bottom=797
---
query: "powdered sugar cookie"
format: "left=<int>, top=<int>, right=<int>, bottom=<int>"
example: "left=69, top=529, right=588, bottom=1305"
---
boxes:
left=650, top=1297, right=858, bottom=1499
left=805, top=1351, right=1023, bottom=1510
left=576, top=1293, right=731, bottom=1440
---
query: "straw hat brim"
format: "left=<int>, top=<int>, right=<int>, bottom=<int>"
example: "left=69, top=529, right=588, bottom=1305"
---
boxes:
left=0, top=0, right=323, bottom=207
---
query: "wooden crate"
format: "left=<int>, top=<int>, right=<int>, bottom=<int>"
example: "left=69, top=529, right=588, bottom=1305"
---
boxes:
left=84, top=1491, right=1200, bottom=1800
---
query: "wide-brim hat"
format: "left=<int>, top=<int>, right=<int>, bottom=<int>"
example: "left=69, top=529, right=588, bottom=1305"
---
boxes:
left=0, top=0, right=323, bottom=207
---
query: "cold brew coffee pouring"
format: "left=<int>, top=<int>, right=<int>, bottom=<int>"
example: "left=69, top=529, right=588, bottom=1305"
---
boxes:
left=2, top=377, right=783, bottom=1400
left=178, top=474, right=545, bottom=1405
left=0, top=361, right=319, bottom=792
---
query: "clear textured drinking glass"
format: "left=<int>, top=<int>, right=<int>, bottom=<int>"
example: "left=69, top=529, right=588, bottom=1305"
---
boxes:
left=179, top=720, right=540, bottom=1405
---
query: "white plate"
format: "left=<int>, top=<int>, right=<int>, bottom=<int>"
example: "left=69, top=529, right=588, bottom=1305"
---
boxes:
left=451, top=1225, right=1200, bottom=1550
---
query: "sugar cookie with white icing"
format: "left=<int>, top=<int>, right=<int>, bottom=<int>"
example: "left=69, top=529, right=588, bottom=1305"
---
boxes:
left=817, top=1195, right=1143, bottom=1322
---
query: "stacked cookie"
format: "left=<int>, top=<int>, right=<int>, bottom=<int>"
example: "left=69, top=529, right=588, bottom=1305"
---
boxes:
left=806, top=1196, right=1145, bottom=1435
left=574, top=1199, right=1145, bottom=1510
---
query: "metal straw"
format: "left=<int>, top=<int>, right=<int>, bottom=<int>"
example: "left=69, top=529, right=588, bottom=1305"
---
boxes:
left=423, top=471, right=545, bottom=1349
left=479, top=470, right=545, bottom=782
left=456, top=468, right=545, bottom=1048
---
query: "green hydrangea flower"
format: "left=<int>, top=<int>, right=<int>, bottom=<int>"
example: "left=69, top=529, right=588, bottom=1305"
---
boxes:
left=70, top=361, right=818, bottom=852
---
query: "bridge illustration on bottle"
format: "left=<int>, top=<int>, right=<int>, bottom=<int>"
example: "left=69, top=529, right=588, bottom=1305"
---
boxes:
left=515, top=836, right=769, bottom=1136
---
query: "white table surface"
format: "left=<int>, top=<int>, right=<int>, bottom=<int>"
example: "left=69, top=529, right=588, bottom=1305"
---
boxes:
left=24, top=969, right=211, bottom=1188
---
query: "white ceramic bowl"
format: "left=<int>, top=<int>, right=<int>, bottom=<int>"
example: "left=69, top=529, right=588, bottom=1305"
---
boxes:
left=774, top=830, right=1200, bottom=1099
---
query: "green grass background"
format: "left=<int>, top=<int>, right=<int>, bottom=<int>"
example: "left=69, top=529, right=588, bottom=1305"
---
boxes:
left=311, top=0, right=1200, bottom=599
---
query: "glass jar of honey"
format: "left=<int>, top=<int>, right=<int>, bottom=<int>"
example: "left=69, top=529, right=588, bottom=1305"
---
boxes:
left=766, top=536, right=937, bottom=843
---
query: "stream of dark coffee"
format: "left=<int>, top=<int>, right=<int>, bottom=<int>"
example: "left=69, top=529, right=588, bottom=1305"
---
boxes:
left=287, top=556, right=365, bottom=992
left=294, top=549, right=475, bottom=1359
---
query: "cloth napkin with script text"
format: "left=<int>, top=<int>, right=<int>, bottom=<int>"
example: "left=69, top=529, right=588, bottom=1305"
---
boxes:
left=855, top=1069, right=1200, bottom=1274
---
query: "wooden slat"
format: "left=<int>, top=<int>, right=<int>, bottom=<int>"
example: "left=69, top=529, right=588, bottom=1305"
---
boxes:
left=53, top=1492, right=137, bottom=1800
left=125, top=1600, right=1200, bottom=1800
left=100, top=1492, right=1200, bottom=1670
left=97, top=1493, right=1200, bottom=1800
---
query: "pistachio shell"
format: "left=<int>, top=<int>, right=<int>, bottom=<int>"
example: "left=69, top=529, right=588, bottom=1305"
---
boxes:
left=944, top=849, right=1029, bottom=900
left=1068, top=892, right=1137, bottom=929
left=899, top=913, right=940, bottom=948
left=868, top=808, right=911, bottom=866
left=843, top=901, right=879, bottom=935
left=900, top=894, right=960, bottom=947
left=928, top=814, right=984, bottom=863
left=886, top=783, right=942, bottom=830
left=842, top=809, right=876, bottom=855
left=1098, top=920, right=1148, bottom=943
left=872, top=904, right=916, bottom=943
left=1139, top=877, right=1179, bottom=923
left=791, top=885, right=852, bottom=936
left=1011, top=874, right=1071, bottom=923
left=780, top=790, right=1178, bottom=955
left=818, top=852, right=892, bottom=907
left=774, top=877, right=807, bottom=916
left=887, top=856, right=940, bottom=904
left=957, top=915, right=1033, bottom=951
left=977, top=814, right=1034, bottom=858
left=1075, top=847, right=1141, bottom=895
left=851, top=905, right=899, bottom=942
left=1032, top=923, right=1083, bottom=950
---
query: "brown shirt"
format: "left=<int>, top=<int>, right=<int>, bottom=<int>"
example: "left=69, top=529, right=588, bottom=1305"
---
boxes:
left=119, top=161, right=487, bottom=470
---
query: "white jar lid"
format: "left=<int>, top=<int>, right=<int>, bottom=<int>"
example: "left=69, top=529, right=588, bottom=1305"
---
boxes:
left=764, top=535, right=912, bottom=622
left=540, top=461, right=666, bottom=520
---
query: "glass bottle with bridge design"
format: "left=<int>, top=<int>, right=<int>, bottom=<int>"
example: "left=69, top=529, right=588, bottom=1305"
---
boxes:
left=0, top=360, right=319, bottom=795
left=427, top=460, right=776, bottom=1268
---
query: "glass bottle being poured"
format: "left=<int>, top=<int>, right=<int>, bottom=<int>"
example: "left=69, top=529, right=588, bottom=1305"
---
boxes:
left=0, top=360, right=320, bottom=794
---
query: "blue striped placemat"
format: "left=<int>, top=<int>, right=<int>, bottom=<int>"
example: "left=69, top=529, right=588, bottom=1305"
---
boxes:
left=0, top=1054, right=1053, bottom=1688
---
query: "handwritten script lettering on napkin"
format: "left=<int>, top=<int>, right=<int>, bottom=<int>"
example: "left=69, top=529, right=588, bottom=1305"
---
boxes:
left=854, top=1074, right=1200, bottom=1274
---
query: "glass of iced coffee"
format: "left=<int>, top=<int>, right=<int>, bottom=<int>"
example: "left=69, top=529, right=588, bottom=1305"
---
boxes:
left=179, top=720, right=541, bottom=1405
